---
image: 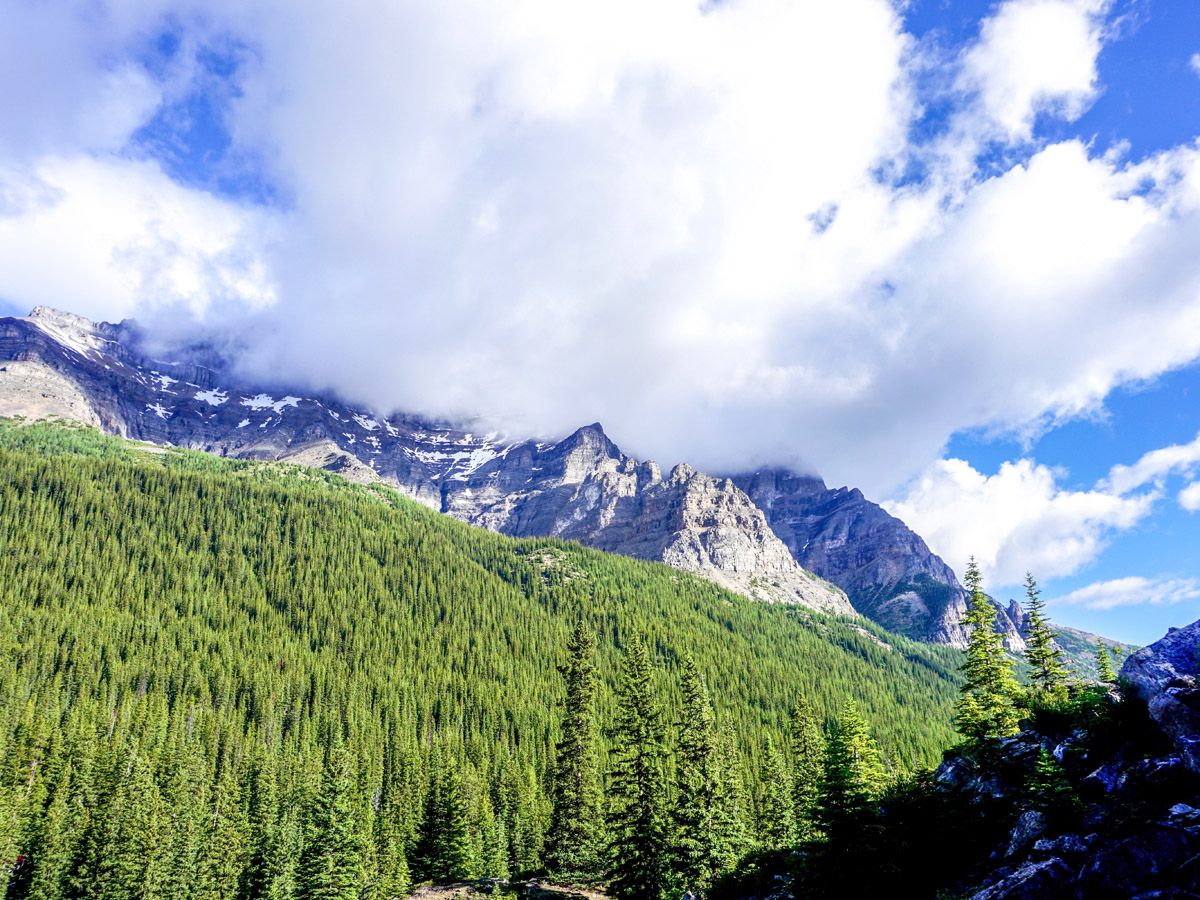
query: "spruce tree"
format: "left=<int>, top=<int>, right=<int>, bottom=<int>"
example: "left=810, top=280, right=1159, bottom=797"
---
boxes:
left=1021, top=573, right=1067, bottom=695
left=710, top=729, right=751, bottom=876
left=669, top=655, right=725, bottom=896
left=417, top=759, right=476, bottom=883
left=545, top=620, right=605, bottom=882
left=818, top=699, right=885, bottom=844
left=758, top=737, right=795, bottom=849
left=297, top=744, right=362, bottom=900
left=93, top=750, right=166, bottom=900
left=607, top=637, right=670, bottom=900
left=1096, top=645, right=1118, bottom=683
left=789, top=696, right=825, bottom=843
left=26, top=762, right=77, bottom=900
left=955, top=558, right=1021, bottom=741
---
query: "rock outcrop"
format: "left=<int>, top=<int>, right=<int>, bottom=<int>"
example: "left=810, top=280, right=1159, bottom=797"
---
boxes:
left=1123, top=619, right=1200, bottom=775
left=0, top=308, right=850, bottom=613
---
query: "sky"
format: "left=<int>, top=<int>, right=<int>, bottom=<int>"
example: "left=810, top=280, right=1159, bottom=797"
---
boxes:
left=0, top=0, right=1199, bottom=644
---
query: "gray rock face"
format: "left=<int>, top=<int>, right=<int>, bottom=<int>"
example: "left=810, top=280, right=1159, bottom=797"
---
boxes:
left=1123, top=620, right=1200, bottom=775
left=731, top=468, right=1026, bottom=649
left=0, top=308, right=851, bottom=614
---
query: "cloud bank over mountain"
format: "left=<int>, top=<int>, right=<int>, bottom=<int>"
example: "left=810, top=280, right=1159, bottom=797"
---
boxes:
left=1, top=0, right=1199, bottom=506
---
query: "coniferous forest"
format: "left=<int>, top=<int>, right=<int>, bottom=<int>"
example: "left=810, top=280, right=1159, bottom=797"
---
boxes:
left=0, top=421, right=964, bottom=898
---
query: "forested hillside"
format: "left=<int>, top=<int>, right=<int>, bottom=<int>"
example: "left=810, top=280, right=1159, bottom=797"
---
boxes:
left=0, top=421, right=961, bottom=897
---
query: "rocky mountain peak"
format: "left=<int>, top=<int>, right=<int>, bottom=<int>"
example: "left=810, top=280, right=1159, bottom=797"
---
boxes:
left=731, top=465, right=1025, bottom=649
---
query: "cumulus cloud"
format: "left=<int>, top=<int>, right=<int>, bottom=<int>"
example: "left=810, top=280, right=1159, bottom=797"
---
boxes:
left=1191, top=53, right=1200, bottom=77
left=958, top=0, right=1107, bottom=142
left=0, top=156, right=275, bottom=321
left=883, top=458, right=1154, bottom=588
left=1, top=0, right=1200, bottom=503
left=1052, top=576, right=1200, bottom=610
left=1181, top=481, right=1200, bottom=512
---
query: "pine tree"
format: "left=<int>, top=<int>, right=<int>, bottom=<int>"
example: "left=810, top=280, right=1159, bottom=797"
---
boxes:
left=758, top=737, right=795, bottom=849
left=607, top=637, right=670, bottom=900
left=416, top=758, right=476, bottom=883
left=479, top=793, right=509, bottom=882
left=1096, top=645, right=1118, bottom=683
left=197, top=750, right=249, bottom=900
left=669, top=655, right=725, bottom=896
left=710, top=729, right=751, bottom=876
left=818, top=699, right=885, bottom=844
left=545, top=620, right=605, bottom=882
left=297, top=744, right=362, bottom=900
left=1027, top=748, right=1080, bottom=826
left=93, top=749, right=166, bottom=900
left=26, top=762, right=78, bottom=900
left=1022, top=573, right=1067, bottom=695
left=955, top=559, right=1021, bottom=741
left=245, top=749, right=280, bottom=900
left=789, top=696, right=825, bottom=843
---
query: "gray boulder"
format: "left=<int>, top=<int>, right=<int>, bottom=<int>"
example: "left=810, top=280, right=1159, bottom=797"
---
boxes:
left=1122, top=621, right=1200, bottom=774
left=969, top=857, right=1073, bottom=900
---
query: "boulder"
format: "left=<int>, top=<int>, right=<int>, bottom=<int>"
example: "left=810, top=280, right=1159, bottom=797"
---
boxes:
left=969, top=857, right=1073, bottom=900
left=1080, top=825, right=1197, bottom=895
left=1006, top=810, right=1047, bottom=858
left=1032, top=834, right=1088, bottom=859
left=1123, top=621, right=1200, bottom=775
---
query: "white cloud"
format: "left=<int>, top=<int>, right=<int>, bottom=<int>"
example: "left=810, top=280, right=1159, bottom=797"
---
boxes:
left=1190, top=53, right=1200, bottom=77
left=0, top=156, right=275, bottom=322
left=1107, top=431, right=1200, bottom=493
left=1, top=0, right=1200, bottom=506
left=884, top=458, right=1154, bottom=588
left=1181, top=481, right=1200, bottom=512
left=1052, top=576, right=1200, bottom=610
left=958, top=0, right=1107, bottom=142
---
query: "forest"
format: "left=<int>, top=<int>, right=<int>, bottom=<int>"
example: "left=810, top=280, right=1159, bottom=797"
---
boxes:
left=0, top=421, right=965, bottom=898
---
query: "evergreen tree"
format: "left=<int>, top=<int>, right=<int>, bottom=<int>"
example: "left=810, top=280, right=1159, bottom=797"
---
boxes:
left=789, top=696, right=825, bottom=843
left=197, top=750, right=249, bottom=900
left=709, top=730, right=751, bottom=876
left=669, top=655, right=725, bottom=896
left=818, top=699, right=885, bottom=844
left=955, top=559, right=1021, bottom=741
left=1022, top=573, right=1067, bottom=695
left=26, top=762, right=78, bottom=900
left=545, top=620, right=605, bottom=882
left=758, top=737, right=795, bottom=849
left=607, top=637, right=670, bottom=900
left=416, top=758, right=476, bottom=883
left=478, top=793, right=509, bottom=882
left=93, top=750, right=166, bottom=900
left=1096, top=645, right=1118, bottom=683
left=297, top=745, right=362, bottom=900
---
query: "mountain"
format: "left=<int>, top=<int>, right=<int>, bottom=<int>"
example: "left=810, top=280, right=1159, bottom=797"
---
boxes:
left=0, top=307, right=850, bottom=613
left=731, top=468, right=1025, bottom=648
left=0, top=306, right=1055, bottom=647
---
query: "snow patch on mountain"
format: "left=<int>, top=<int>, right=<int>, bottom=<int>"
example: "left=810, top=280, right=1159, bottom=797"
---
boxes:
left=240, top=394, right=301, bottom=414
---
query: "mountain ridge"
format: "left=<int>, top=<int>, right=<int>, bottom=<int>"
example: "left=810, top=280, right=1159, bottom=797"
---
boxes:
left=0, top=306, right=1026, bottom=646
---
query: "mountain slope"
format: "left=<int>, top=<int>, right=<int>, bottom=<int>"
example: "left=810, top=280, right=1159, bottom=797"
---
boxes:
left=731, top=468, right=1025, bottom=649
left=0, top=307, right=849, bottom=614
left=0, top=419, right=961, bottom=766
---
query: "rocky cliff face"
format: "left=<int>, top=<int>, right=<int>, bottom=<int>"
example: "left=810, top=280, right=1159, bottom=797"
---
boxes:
left=0, top=308, right=850, bottom=613
left=731, top=468, right=1026, bottom=649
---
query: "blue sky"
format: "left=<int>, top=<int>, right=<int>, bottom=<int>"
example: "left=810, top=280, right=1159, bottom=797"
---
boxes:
left=1, top=0, right=1199, bottom=645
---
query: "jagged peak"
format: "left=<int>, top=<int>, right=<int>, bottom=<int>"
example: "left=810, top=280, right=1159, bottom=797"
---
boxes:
left=29, top=306, right=99, bottom=328
left=23, top=306, right=117, bottom=358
